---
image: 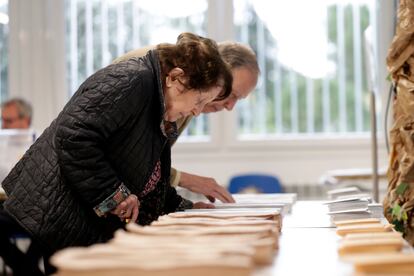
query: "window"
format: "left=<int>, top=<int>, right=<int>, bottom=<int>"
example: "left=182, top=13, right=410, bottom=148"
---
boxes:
left=64, top=0, right=209, bottom=138
left=234, top=0, right=377, bottom=137
left=0, top=0, right=8, bottom=103
left=65, top=0, right=380, bottom=142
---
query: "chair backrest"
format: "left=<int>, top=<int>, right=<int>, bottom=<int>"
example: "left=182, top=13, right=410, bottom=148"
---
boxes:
left=228, top=174, right=283, bottom=194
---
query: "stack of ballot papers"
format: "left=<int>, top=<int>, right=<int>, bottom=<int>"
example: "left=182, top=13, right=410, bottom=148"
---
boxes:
left=128, top=226, right=277, bottom=265
left=231, top=193, right=297, bottom=214
left=327, top=186, right=362, bottom=200
left=168, top=209, right=282, bottom=232
left=367, top=203, right=384, bottom=218
left=338, top=229, right=404, bottom=255
left=333, top=218, right=414, bottom=274
left=352, top=253, right=414, bottom=274
left=334, top=193, right=372, bottom=200
left=51, top=208, right=282, bottom=275
left=336, top=222, right=393, bottom=236
left=334, top=218, right=383, bottom=227
left=213, top=202, right=289, bottom=215
left=232, top=193, right=297, bottom=203
left=325, top=197, right=371, bottom=222
left=324, top=192, right=385, bottom=222
left=338, top=232, right=404, bottom=255
left=325, top=197, right=370, bottom=212
left=329, top=209, right=373, bottom=222
left=51, top=242, right=253, bottom=276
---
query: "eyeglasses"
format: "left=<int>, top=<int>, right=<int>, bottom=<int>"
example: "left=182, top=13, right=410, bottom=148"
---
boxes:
left=2, top=116, right=23, bottom=125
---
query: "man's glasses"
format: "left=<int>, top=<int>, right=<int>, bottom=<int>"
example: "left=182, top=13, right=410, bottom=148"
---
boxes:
left=2, top=116, right=23, bottom=125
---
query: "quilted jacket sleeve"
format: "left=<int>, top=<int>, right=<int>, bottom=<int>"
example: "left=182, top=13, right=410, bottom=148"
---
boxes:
left=55, top=61, right=149, bottom=208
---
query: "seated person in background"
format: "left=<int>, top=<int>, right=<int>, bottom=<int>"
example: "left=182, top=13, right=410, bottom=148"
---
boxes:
left=0, top=98, right=42, bottom=275
left=1, top=98, right=42, bottom=275
left=1, top=98, right=32, bottom=129
left=0, top=98, right=33, bottom=181
left=114, top=41, right=260, bottom=203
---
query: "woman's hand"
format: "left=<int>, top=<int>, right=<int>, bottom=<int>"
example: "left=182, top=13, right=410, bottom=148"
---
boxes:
left=110, top=194, right=140, bottom=223
left=179, top=172, right=235, bottom=203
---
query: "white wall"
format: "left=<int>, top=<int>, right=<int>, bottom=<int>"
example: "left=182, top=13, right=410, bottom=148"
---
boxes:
left=172, top=116, right=389, bottom=187
left=8, top=0, right=67, bottom=133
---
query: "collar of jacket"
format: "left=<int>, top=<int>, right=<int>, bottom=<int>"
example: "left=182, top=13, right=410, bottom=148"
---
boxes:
left=145, top=49, right=178, bottom=141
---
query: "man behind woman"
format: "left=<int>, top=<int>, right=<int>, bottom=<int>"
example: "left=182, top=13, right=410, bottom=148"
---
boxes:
left=114, top=41, right=260, bottom=204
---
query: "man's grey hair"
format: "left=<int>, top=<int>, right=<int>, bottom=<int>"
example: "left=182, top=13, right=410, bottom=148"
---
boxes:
left=218, top=42, right=260, bottom=75
left=1, top=98, right=33, bottom=122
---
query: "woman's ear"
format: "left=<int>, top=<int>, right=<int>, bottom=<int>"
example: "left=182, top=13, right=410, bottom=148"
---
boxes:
left=166, top=67, right=185, bottom=87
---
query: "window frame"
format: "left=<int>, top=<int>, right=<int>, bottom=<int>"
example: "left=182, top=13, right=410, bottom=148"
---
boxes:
left=175, top=0, right=391, bottom=150
left=6, top=0, right=395, bottom=185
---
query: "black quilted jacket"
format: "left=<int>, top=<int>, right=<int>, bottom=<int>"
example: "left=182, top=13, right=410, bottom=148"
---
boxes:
left=2, top=50, right=184, bottom=252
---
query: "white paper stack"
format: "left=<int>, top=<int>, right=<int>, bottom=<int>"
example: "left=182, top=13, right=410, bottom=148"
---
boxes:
left=213, top=202, right=288, bottom=214
left=326, top=186, right=361, bottom=200
left=367, top=203, right=384, bottom=218
left=230, top=193, right=297, bottom=214
left=233, top=193, right=297, bottom=203
left=335, top=193, right=371, bottom=200
left=324, top=193, right=385, bottom=222
left=325, top=197, right=370, bottom=213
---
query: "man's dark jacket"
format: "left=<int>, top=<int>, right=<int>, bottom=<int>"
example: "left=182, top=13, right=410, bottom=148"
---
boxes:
left=2, top=51, right=184, bottom=252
